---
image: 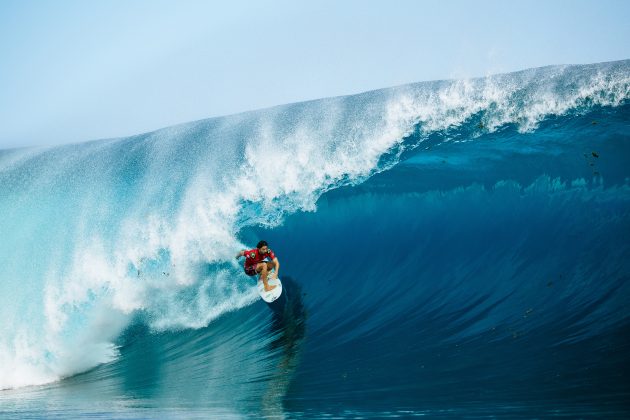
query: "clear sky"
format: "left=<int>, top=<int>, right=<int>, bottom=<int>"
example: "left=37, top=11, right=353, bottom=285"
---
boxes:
left=1, top=0, right=629, bottom=149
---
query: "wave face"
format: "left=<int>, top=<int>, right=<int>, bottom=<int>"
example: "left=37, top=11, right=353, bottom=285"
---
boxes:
left=1, top=60, right=629, bottom=418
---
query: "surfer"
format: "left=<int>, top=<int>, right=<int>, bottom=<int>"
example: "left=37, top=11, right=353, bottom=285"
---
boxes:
left=236, top=240, right=280, bottom=291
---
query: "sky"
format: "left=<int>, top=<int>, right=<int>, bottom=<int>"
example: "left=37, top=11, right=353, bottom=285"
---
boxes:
left=0, top=0, right=629, bottom=149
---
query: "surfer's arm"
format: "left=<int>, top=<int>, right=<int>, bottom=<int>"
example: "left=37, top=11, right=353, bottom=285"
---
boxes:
left=272, top=257, right=280, bottom=277
left=235, top=250, right=245, bottom=259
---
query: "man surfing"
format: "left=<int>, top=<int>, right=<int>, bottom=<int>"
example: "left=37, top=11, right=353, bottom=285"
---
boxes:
left=235, top=240, right=280, bottom=291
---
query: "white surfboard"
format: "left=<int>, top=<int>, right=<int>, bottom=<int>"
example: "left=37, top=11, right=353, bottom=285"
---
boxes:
left=257, top=275, right=283, bottom=303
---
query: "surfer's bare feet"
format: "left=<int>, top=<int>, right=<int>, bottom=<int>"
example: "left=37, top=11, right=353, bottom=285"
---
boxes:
left=264, top=284, right=277, bottom=292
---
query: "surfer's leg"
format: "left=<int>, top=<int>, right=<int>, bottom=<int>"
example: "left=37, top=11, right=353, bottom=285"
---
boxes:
left=256, top=263, right=267, bottom=280
left=257, top=263, right=276, bottom=291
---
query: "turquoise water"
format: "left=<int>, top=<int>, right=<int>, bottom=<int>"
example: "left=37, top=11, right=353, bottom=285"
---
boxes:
left=1, top=60, right=629, bottom=418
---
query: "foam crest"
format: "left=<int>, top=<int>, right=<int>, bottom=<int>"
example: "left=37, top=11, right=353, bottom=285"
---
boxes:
left=389, top=61, right=630, bottom=140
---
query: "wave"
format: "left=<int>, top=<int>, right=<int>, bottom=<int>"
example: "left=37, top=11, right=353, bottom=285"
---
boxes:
left=0, top=60, right=629, bottom=417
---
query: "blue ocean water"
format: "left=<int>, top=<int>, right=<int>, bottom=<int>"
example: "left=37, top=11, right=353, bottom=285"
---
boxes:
left=1, top=60, right=629, bottom=418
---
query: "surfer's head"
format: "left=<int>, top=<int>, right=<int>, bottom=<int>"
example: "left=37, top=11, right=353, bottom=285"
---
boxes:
left=257, top=240, right=269, bottom=253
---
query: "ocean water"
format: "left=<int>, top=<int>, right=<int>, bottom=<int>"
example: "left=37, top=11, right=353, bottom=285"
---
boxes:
left=1, top=60, right=629, bottom=419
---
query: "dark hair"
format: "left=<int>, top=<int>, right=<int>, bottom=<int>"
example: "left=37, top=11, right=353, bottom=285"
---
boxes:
left=256, top=240, right=268, bottom=249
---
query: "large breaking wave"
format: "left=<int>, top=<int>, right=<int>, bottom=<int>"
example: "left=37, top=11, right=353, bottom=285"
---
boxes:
left=1, top=60, right=629, bottom=418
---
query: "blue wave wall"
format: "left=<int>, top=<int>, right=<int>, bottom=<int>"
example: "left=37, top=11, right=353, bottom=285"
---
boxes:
left=1, top=60, right=629, bottom=418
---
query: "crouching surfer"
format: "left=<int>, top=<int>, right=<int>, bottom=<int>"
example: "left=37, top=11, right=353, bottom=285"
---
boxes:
left=235, top=240, right=280, bottom=292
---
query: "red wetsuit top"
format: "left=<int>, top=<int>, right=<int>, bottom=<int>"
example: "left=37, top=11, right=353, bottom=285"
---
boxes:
left=243, top=248, right=276, bottom=269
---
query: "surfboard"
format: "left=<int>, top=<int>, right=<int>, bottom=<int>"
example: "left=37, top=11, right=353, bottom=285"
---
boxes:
left=257, top=275, right=283, bottom=303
